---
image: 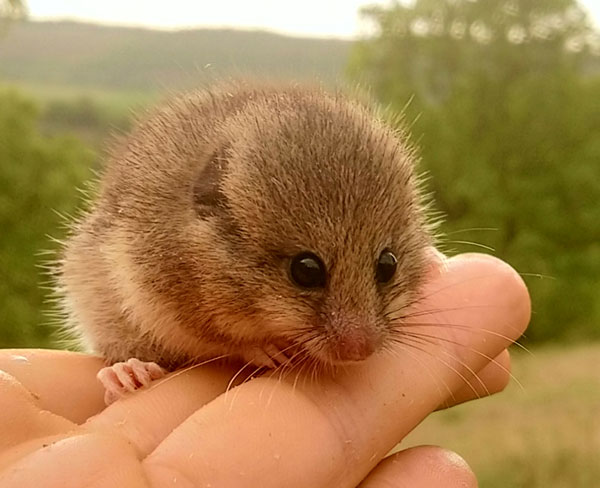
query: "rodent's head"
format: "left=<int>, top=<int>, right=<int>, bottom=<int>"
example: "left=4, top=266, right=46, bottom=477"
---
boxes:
left=191, top=87, right=431, bottom=365
left=109, top=85, right=432, bottom=366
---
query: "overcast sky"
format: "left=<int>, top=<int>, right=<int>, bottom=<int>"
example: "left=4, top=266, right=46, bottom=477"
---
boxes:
left=27, top=0, right=600, bottom=39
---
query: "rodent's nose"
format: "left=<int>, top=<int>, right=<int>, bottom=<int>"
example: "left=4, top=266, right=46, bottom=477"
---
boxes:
left=334, top=328, right=376, bottom=362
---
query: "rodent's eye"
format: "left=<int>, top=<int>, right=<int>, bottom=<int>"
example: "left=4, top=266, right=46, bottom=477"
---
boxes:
left=290, top=252, right=326, bottom=289
left=376, top=249, right=398, bottom=284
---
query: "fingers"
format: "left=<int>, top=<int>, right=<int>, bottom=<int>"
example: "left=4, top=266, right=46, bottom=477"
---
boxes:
left=141, top=253, right=530, bottom=488
left=405, top=253, right=528, bottom=406
left=0, top=349, right=106, bottom=423
left=358, top=446, right=477, bottom=488
left=438, top=349, right=511, bottom=410
left=0, top=432, right=148, bottom=488
left=0, top=357, right=243, bottom=486
left=0, top=364, right=149, bottom=487
left=88, top=364, right=238, bottom=456
left=0, top=371, right=74, bottom=455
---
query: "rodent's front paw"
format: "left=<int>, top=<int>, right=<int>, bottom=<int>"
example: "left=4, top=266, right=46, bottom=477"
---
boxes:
left=240, top=344, right=291, bottom=369
left=97, top=358, right=165, bottom=405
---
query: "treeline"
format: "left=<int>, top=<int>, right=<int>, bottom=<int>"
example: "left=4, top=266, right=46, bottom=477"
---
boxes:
left=0, top=21, right=351, bottom=91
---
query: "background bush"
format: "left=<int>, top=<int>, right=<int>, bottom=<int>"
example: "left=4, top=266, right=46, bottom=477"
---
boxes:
left=348, top=0, right=600, bottom=343
left=0, top=89, right=94, bottom=346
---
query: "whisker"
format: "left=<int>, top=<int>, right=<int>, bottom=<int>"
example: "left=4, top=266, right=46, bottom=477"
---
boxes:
left=386, top=272, right=507, bottom=318
left=441, top=240, right=496, bottom=253
left=391, top=334, right=482, bottom=400
left=392, top=321, right=531, bottom=354
left=229, top=363, right=265, bottom=410
left=386, top=304, right=512, bottom=321
left=401, top=330, right=525, bottom=391
left=443, top=227, right=498, bottom=235
left=395, top=332, right=490, bottom=396
left=146, top=353, right=231, bottom=393
left=271, top=347, right=307, bottom=387
left=291, top=356, right=309, bottom=394
left=225, top=358, right=260, bottom=397
left=384, top=338, right=455, bottom=403
left=518, top=272, right=556, bottom=280
left=309, top=352, right=323, bottom=389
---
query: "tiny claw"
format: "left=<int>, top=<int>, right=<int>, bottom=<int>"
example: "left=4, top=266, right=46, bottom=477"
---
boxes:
left=240, top=344, right=289, bottom=369
left=97, top=358, right=166, bottom=405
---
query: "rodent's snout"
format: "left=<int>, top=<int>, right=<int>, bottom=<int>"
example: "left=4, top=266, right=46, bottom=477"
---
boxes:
left=331, top=327, right=377, bottom=362
left=306, top=307, right=386, bottom=364
left=317, top=321, right=383, bottom=363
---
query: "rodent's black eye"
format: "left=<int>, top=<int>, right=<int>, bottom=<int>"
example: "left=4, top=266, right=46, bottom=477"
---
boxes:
left=376, top=250, right=398, bottom=284
left=290, top=252, right=326, bottom=289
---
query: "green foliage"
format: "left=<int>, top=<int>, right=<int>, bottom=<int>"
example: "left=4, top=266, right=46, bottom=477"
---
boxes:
left=0, top=88, right=94, bottom=347
left=349, top=0, right=600, bottom=342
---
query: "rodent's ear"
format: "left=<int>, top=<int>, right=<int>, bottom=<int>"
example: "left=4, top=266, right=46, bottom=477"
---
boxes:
left=194, top=147, right=229, bottom=218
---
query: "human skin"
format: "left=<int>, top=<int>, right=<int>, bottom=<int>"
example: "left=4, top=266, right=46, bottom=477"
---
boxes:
left=0, top=253, right=530, bottom=487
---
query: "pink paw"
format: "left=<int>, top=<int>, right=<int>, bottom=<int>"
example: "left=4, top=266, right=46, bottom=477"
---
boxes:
left=97, top=358, right=165, bottom=405
left=241, top=344, right=291, bottom=369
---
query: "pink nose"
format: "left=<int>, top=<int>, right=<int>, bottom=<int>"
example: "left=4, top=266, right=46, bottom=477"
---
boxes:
left=334, top=328, right=376, bottom=362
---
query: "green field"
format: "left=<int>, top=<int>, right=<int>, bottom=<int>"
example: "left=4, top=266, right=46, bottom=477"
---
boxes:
left=402, top=343, right=600, bottom=487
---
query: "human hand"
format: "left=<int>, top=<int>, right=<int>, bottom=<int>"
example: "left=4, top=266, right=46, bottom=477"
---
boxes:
left=0, top=253, right=530, bottom=487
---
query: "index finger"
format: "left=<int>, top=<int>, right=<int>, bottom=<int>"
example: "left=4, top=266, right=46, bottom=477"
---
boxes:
left=142, top=253, right=530, bottom=487
left=0, top=350, right=106, bottom=424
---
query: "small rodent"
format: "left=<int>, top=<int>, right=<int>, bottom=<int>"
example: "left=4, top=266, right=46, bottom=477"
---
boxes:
left=57, top=81, right=432, bottom=398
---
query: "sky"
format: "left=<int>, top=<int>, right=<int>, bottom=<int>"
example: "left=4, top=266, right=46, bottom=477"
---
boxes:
left=27, top=0, right=600, bottom=39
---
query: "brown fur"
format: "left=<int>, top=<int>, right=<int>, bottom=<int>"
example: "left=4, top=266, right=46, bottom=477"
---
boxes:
left=57, top=81, right=432, bottom=369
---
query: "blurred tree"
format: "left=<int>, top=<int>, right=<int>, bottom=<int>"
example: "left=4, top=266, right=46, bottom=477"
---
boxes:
left=0, top=0, right=26, bottom=19
left=350, top=0, right=600, bottom=342
left=0, top=89, right=94, bottom=347
left=0, top=0, right=26, bottom=34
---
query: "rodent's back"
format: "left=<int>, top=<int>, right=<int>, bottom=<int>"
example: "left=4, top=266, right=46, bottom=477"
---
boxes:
left=60, top=85, right=269, bottom=365
left=59, top=82, right=431, bottom=367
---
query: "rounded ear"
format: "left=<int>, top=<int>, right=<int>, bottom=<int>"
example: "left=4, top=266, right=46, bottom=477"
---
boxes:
left=194, top=145, right=229, bottom=218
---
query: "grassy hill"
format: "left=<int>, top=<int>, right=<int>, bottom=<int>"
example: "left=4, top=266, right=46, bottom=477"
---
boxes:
left=0, top=21, right=351, bottom=95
